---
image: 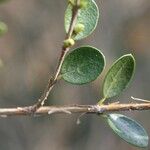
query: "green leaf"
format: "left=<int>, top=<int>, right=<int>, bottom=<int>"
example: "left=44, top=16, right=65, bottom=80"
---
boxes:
left=103, top=54, right=135, bottom=99
left=61, top=46, right=105, bottom=84
left=107, top=114, right=149, bottom=148
left=65, top=0, right=99, bottom=40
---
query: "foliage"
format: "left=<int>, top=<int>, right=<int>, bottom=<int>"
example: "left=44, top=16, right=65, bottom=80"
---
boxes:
left=61, top=46, right=105, bottom=84
left=63, top=0, right=149, bottom=148
left=0, top=0, right=149, bottom=148
left=102, top=54, right=135, bottom=99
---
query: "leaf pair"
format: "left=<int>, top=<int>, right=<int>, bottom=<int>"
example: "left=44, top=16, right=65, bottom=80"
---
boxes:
left=98, top=54, right=148, bottom=148
left=101, top=56, right=148, bottom=148
left=61, top=46, right=135, bottom=99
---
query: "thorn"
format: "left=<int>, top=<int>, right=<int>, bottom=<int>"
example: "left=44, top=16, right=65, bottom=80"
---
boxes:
left=76, top=118, right=81, bottom=125
left=129, top=108, right=132, bottom=111
left=41, top=101, right=45, bottom=106
left=76, top=112, right=86, bottom=125
left=131, top=96, right=150, bottom=103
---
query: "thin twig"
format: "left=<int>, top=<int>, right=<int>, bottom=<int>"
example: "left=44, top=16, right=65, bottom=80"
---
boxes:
left=0, top=103, right=150, bottom=117
left=32, top=0, right=80, bottom=110
left=131, top=96, right=150, bottom=103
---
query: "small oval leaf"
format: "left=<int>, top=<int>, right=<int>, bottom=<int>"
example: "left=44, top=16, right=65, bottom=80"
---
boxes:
left=103, top=54, right=135, bottom=99
left=65, top=0, right=99, bottom=40
left=107, top=114, right=149, bottom=148
left=61, top=46, right=105, bottom=84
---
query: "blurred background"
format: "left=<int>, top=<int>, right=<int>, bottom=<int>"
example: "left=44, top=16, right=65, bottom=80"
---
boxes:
left=0, top=0, right=150, bottom=149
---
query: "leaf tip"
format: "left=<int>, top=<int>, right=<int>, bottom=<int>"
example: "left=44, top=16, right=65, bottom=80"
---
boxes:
left=124, top=53, right=135, bottom=60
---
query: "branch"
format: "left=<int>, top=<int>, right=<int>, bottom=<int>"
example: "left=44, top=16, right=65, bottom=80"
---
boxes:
left=33, top=0, right=80, bottom=110
left=0, top=102, right=150, bottom=117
